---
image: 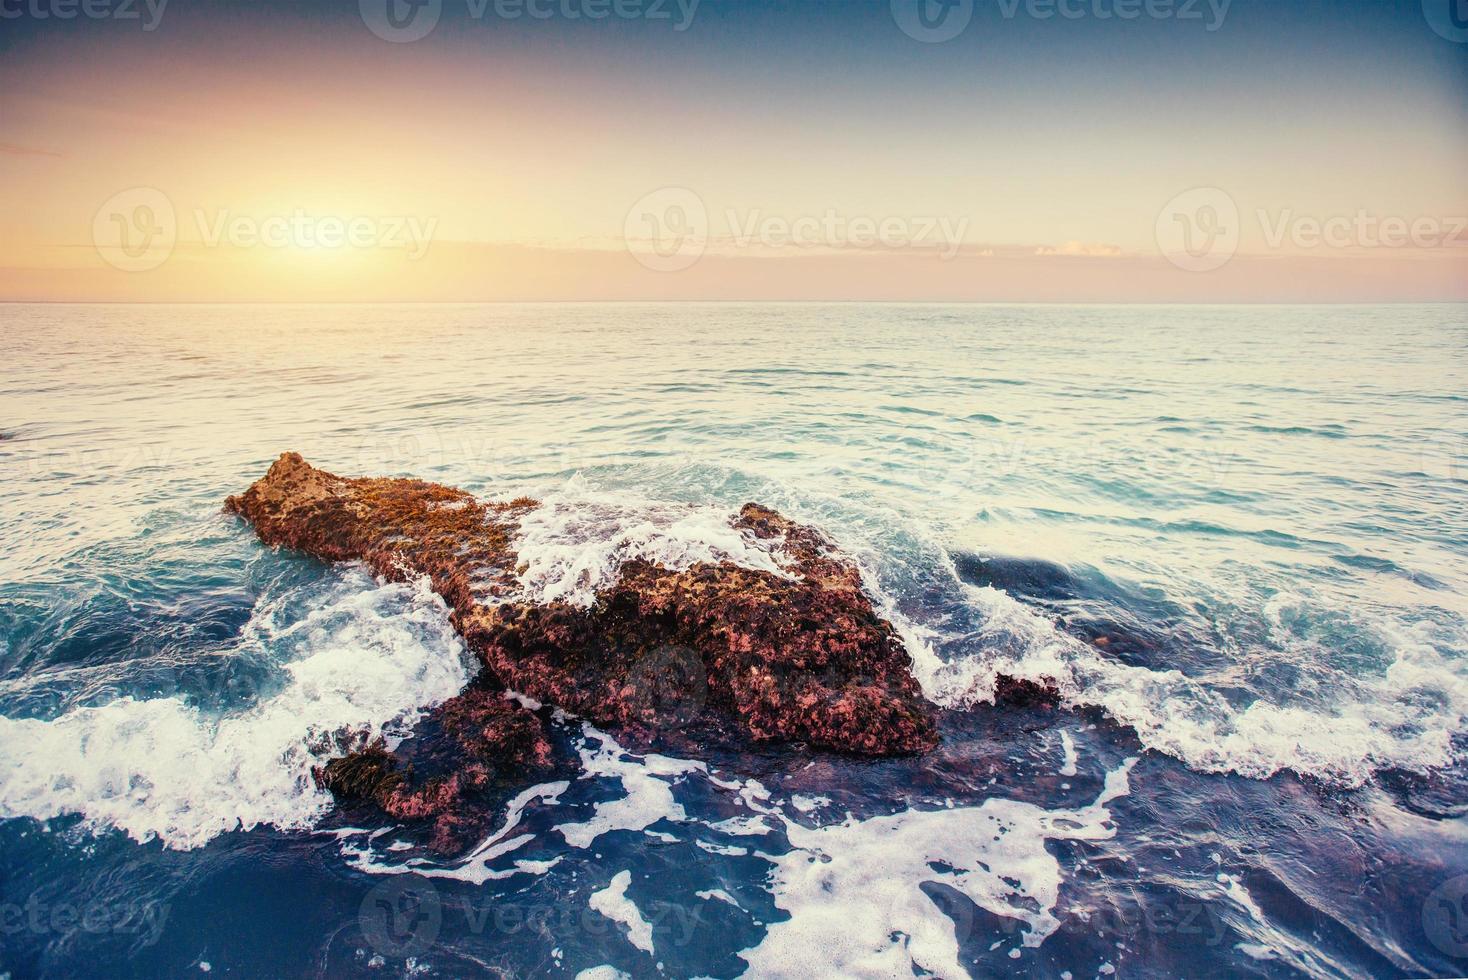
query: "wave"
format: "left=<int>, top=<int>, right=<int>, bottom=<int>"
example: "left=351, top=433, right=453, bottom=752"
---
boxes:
left=341, top=722, right=1141, bottom=977
left=473, top=477, right=1468, bottom=790
left=882, top=549, right=1468, bottom=788
left=0, top=570, right=471, bottom=849
left=509, top=475, right=792, bottom=607
left=6, top=475, right=1460, bottom=855
left=1245, top=424, right=1348, bottom=439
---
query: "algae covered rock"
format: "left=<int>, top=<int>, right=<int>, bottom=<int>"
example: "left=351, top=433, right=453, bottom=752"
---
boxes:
left=230, top=452, right=938, bottom=841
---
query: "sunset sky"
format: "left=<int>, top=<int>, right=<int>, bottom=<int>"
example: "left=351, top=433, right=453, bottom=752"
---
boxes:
left=2, top=0, right=1466, bottom=301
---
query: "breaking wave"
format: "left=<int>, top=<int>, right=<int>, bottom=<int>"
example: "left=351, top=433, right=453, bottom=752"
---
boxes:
left=881, top=547, right=1468, bottom=788
left=511, top=476, right=792, bottom=607
left=0, top=570, right=471, bottom=849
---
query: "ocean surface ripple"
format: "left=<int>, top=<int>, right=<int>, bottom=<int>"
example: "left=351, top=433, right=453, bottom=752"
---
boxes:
left=0, top=303, right=1464, bottom=978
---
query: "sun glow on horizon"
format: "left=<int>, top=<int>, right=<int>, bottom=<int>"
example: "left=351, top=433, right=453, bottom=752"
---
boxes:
left=2, top=0, right=1464, bottom=302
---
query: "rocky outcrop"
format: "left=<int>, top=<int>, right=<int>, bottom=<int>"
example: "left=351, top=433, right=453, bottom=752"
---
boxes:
left=229, top=453, right=938, bottom=839
left=313, top=688, right=554, bottom=853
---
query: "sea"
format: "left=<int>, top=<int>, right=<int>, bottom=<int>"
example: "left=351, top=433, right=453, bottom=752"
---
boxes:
left=0, top=302, right=1464, bottom=979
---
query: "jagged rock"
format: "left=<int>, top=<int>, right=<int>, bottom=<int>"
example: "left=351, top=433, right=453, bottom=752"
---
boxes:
left=992, top=675, right=1063, bottom=709
left=229, top=452, right=936, bottom=793
left=313, top=688, right=554, bottom=853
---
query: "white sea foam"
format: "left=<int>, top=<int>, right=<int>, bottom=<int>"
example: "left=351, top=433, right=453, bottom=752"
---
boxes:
left=510, top=476, right=790, bottom=607
left=589, top=870, right=656, bottom=956
left=878, top=550, right=1468, bottom=788
left=342, top=723, right=1139, bottom=977
left=343, top=780, right=572, bottom=882
left=573, top=967, right=631, bottom=980
left=0, top=571, right=471, bottom=849
left=707, top=814, right=773, bottom=837
left=555, top=726, right=704, bottom=848
left=738, top=760, right=1138, bottom=979
left=697, top=888, right=740, bottom=907
left=470, top=473, right=1466, bottom=788
left=1058, top=730, right=1079, bottom=777
left=343, top=723, right=712, bottom=882
left=789, top=794, right=829, bottom=813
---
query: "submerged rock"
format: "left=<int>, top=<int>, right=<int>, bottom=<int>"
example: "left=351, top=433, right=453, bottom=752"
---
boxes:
left=229, top=453, right=938, bottom=834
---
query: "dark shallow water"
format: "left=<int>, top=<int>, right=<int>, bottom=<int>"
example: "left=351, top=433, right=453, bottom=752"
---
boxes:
left=1, top=303, right=1465, bottom=978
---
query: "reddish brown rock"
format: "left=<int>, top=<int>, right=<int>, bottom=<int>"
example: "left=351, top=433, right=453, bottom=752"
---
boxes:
left=992, top=675, right=1063, bottom=709
left=437, top=688, right=555, bottom=769
left=312, top=688, right=554, bottom=853
left=229, top=453, right=937, bottom=760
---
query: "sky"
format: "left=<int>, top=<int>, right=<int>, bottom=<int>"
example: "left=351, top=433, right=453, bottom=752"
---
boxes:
left=1, top=0, right=1466, bottom=301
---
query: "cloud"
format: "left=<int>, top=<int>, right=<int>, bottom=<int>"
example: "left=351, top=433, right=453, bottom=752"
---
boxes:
left=0, top=142, right=62, bottom=158
left=1034, top=241, right=1123, bottom=257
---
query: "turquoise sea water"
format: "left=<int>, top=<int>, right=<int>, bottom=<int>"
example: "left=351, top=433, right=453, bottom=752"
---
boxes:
left=0, top=303, right=1465, bottom=978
